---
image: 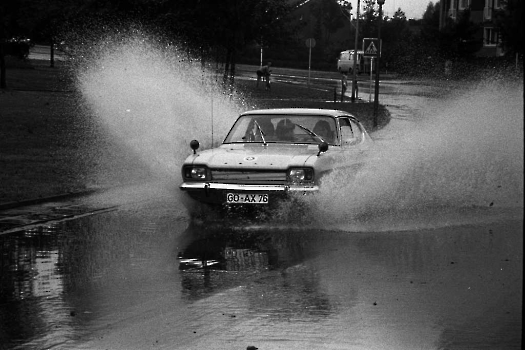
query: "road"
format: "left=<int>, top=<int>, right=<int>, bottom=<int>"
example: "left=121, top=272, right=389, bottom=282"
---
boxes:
left=0, top=66, right=523, bottom=350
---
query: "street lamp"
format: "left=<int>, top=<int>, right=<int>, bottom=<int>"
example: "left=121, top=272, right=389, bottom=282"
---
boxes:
left=351, top=0, right=360, bottom=103
left=373, top=0, right=384, bottom=127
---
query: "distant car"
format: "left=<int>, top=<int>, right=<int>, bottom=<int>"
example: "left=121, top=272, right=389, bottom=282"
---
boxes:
left=337, top=50, right=364, bottom=73
left=5, top=38, right=31, bottom=59
left=180, top=108, right=373, bottom=207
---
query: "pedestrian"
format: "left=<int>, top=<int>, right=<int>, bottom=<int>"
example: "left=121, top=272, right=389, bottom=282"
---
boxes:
left=353, top=78, right=359, bottom=100
left=256, top=62, right=271, bottom=90
left=256, top=69, right=263, bottom=88
left=341, top=72, right=347, bottom=102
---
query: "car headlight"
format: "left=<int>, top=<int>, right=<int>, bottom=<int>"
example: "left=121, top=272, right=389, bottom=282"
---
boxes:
left=183, top=166, right=209, bottom=180
left=287, top=168, right=314, bottom=183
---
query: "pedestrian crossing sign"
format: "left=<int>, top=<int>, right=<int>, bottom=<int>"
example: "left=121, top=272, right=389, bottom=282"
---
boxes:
left=365, top=42, right=377, bottom=55
left=362, top=38, right=381, bottom=58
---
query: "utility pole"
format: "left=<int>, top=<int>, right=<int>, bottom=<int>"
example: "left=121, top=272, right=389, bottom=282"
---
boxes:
left=351, top=0, right=360, bottom=103
left=373, top=0, right=384, bottom=127
left=260, top=35, right=263, bottom=68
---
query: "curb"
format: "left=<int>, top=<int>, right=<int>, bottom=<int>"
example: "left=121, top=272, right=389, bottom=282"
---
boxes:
left=0, top=189, right=103, bottom=211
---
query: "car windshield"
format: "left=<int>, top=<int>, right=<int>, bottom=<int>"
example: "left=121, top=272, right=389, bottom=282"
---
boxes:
left=223, top=114, right=338, bottom=145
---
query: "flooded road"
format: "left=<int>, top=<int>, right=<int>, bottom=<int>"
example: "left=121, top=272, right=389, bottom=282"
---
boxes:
left=0, top=192, right=522, bottom=350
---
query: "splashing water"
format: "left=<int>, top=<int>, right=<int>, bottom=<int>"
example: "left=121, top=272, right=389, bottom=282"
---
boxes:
left=74, top=30, right=242, bottom=182
left=305, top=79, right=523, bottom=230
left=72, top=29, right=523, bottom=229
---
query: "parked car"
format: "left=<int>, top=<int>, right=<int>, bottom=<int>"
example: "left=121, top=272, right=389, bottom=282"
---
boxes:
left=337, top=50, right=364, bottom=73
left=4, top=38, right=31, bottom=59
left=180, top=108, right=373, bottom=207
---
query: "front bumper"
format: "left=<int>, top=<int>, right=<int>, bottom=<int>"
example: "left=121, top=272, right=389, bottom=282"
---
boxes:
left=180, top=182, right=319, bottom=204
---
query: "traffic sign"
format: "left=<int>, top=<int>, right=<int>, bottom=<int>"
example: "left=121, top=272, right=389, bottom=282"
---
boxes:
left=363, top=38, right=381, bottom=58
left=305, top=38, right=316, bottom=48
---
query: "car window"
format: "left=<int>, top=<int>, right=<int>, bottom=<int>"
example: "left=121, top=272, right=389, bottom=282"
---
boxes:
left=340, top=118, right=363, bottom=146
left=223, top=115, right=275, bottom=143
left=312, top=119, right=336, bottom=144
left=224, top=115, right=337, bottom=144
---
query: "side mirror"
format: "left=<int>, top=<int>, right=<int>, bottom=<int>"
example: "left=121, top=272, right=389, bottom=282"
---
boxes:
left=190, top=140, right=200, bottom=154
left=317, top=141, right=328, bottom=156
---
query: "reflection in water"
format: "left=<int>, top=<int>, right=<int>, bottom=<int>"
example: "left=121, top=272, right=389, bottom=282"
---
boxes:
left=0, top=224, right=74, bottom=350
left=0, top=203, right=184, bottom=350
left=177, top=223, right=337, bottom=321
left=1, top=208, right=521, bottom=349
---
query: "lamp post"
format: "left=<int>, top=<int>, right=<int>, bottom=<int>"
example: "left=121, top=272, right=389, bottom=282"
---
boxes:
left=373, top=0, right=384, bottom=127
left=351, top=0, right=360, bottom=103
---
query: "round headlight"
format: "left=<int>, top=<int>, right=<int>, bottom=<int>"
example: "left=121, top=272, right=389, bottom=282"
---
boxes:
left=191, top=167, right=207, bottom=179
left=183, top=166, right=208, bottom=180
left=289, top=169, right=306, bottom=181
left=288, top=168, right=314, bottom=182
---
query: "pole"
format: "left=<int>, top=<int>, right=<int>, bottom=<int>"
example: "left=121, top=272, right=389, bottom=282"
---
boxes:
left=308, top=45, right=312, bottom=88
left=373, top=1, right=383, bottom=128
left=50, top=43, right=55, bottom=68
left=369, top=58, right=373, bottom=102
left=351, top=0, right=360, bottom=103
left=260, top=35, right=263, bottom=68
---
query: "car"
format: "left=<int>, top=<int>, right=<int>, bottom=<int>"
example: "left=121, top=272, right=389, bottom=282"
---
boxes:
left=337, top=49, right=375, bottom=74
left=5, top=38, right=31, bottom=59
left=180, top=108, right=373, bottom=208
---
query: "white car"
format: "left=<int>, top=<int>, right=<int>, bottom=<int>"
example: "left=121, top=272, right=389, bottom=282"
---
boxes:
left=337, top=50, right=364, bottom=73
left=180, top=108, right=373, bottom=207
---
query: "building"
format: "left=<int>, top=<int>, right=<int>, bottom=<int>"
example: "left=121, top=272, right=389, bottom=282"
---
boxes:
left=439, top=0, right=505, bottom=57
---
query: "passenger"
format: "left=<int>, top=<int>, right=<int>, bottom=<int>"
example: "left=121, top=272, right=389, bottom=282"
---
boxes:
left=275, top=119, right=295, bottom=141
left=255, top=118, right=275, bottom=138
left=313, top=120, right=333, bottom=143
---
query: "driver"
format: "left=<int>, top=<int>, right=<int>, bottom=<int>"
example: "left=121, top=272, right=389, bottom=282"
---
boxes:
left=275, top=119, right=295, bottom=141
left=313, top=120, right=333, bottom=143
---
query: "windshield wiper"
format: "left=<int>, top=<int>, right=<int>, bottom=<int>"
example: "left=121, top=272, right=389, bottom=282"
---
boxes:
left=297, top=124, right=325, bottom=143
left=253, top=120, right=267, bottom=145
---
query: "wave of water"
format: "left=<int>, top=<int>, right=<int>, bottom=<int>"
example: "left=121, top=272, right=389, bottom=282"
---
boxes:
left=74, top=29, right=242, bottom=178
left=304, top=79, right=523, bottom=231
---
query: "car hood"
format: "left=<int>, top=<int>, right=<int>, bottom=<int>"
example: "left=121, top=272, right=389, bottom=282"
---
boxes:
left=187, top=143, right=321, bottom=169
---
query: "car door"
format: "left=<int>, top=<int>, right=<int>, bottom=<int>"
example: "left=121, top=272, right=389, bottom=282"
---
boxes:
left=340, top=118, right=364, bottom=146
left=336, top=117, right=369, bottom=173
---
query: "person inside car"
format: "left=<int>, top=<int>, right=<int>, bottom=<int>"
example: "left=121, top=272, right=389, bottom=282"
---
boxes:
left=313, top=120, right=334, bottom=143
left=275, top=119, right=295, bottom=141
left=255, top=118, right=275, bottom=139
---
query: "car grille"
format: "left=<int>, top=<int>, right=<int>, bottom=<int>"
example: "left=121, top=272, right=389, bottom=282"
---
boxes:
left=211, top=169, right=287, bottom=184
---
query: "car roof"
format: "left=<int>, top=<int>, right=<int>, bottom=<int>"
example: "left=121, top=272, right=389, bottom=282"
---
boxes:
left=241, top=108, right=356, bottom=118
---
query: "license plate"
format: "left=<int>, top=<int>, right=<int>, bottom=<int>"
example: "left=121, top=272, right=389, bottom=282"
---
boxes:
left=226, top=193, right=269, bottom=204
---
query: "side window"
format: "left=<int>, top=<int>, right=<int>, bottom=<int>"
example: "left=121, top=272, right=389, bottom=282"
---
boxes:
left=340, top=118, right=362, bottom=146
left=349, top=120, right=363, bottom=143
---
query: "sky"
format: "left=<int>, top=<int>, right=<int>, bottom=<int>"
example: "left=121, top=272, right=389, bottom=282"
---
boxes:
left=344, top=0, right=430, bottom=19
left=380, top=0, right=430, bottom=19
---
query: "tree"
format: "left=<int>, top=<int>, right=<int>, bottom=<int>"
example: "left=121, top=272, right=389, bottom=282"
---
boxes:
left=494, top=0, right=523, bottom=57
left=0, top=0, right=32, bottom=88
left=360, top=0, right=379, bottom=39
left=311, top=0, right=346, bottom=53
left=420, top=1, right=440, bottom=44
left=159, top=0, right=294, bottom=87
left=0, top=0, right=296, bottom=89
left=381, top=8, right=413, bottom=72
left=439, top=8, right=481, bottom=59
